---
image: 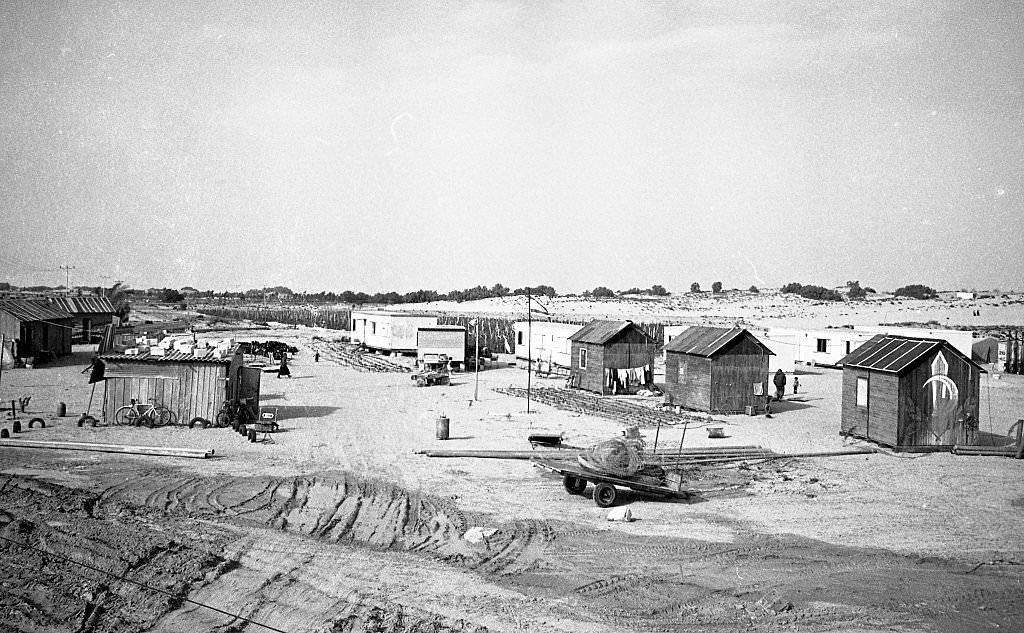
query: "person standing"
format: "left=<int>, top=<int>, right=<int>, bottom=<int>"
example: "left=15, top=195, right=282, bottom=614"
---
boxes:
left=773, top=369, right=787, bottom=400
left=793, top=376, right=800, bottom=394
left=278, top=352, right=291, bottom=378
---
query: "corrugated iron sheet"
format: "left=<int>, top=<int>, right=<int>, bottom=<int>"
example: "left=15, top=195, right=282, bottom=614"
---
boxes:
left=838, top=335, right=940, bottom=373
left=48, top=296, right=116, bottom=314
left=0, top=300, right=75, bottom=322
left=568, top=320, right=635, bottom=345
left=663, top=326, right=772, bottom=357
left=97, top=347, right=236, bottom=364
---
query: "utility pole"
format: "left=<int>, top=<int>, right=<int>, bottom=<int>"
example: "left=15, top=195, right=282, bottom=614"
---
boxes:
left=471, top=319, right=480, bottom=401
left=59, top=265, right=75, bottom=293
left=526, top=288, right=532, bottom=414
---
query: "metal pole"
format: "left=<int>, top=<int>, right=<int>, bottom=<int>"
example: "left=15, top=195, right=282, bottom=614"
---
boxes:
left=526, top=289, right=532, bottom=414
left=474, top=319, right=480, bottom=401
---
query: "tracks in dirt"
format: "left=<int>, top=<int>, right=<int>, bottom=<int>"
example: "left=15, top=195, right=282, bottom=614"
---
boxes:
left=7, top=469, right=1024, bottom=632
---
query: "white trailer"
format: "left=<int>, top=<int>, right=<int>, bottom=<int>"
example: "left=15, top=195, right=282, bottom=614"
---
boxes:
left=417, top=326, right=466, bottom=367
left=512, top=321, right=583, bottom=374
left=350, top=310, right=438, bottom=353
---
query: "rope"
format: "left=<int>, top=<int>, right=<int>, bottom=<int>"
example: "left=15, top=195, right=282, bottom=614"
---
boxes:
left=0, top=533, right=290, bottom=633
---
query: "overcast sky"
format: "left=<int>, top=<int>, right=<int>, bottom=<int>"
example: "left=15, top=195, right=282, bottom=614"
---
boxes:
left=2, top=1, right=1021, bottom=293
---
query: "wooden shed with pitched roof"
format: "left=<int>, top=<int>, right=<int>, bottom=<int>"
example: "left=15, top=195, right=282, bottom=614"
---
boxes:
left=663, top=326, right=773, bottom=413
left=568, top=320, right=658, bottom=395
left=838, top=334, right=984, bottom=450
left=0, top=299, right=74, bottom=361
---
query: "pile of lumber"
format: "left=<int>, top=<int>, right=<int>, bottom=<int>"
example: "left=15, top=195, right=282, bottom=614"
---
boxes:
left=0, top=438, right=214, bottom=459
left=416, top=445, right=875, bottom=463
left=492, top=386, right=719, bottom=427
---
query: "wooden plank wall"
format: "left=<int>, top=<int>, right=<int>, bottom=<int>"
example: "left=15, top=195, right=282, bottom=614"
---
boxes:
left=570, top=342, right=607, bottom=394
left=102, top=361, right=229, bottom=424
left=841, top=369, right=868, bottom=436
left=868, top=372, right=899, bottom=447
left=663, top=353, right=712, bottom=411
left=898, top=349, right=980, bottom=448
left=709, top=337, right=769, bottom=413
left=600, top=329, right=657, bottom=370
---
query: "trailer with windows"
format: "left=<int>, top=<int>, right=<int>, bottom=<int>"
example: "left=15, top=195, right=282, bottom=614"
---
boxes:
left=349, top=310, right=438, bottom=353
left=838, top=334, right=984, bottom=451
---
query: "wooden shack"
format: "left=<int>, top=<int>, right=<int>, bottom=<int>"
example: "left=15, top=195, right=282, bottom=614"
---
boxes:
left=568, top=320, right=658, bottom=395
left=48, top=296, right=117, bottom=343
left=0, top=299, right=74, bottom=361
left=839, top=334, right=984, bottom=451
left=663, top=326, right=773, bottom=413
left=96, top=344, right=261, bottom=426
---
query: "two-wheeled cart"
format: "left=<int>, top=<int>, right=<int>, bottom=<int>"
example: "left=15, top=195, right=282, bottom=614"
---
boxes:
left=533, top=458, right=691, bottom=507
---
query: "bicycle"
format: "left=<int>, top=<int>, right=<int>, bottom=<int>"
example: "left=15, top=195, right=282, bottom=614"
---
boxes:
left=113, top=398, right=176, bottom=428
left=217, top=397, right=257, bottom=428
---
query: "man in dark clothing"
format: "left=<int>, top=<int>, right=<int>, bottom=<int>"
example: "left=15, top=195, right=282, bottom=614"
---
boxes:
left=773, top=369, right=787, bottom=400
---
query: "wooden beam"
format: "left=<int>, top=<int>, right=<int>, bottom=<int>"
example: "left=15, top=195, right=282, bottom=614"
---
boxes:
left=0, top=439, right=214, bottom=459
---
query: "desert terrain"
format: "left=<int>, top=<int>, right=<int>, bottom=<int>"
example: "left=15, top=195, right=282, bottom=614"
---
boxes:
left=2, top=293, right=1023, bottom=632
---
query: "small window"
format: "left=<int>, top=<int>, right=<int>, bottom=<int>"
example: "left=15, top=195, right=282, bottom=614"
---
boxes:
left=816, top=338, right=828, bottom=353
left=517, top=331, right=523, bottom=345
left=579, top=348, right=588, bottom=369
left=856, top=377, right=868, bottom=407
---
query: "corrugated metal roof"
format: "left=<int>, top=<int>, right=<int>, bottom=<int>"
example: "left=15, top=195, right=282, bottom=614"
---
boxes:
left=663, top=326, right=773, bottom=357
left=0, top=300, right=75, bottom=322
left=838, top=334, right=944, bottom=373
left=48, top=296, right=116, bottom=314
left=568, top=320, right=652, bottom=345
left=97, top=346, right=237, bottom=364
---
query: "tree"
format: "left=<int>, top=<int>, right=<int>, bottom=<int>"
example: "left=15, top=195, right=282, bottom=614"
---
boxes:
left=749, top=285, right=759, bottom=293
left=780, top=282, right=842, bottom=301
left=105, top=282, right=132, bottom=324
left=161, top=288, right=185, bottom=303
left=649, top=284, right=668, bottom=296
left=711, top=281, right=723, bottom=293
left=846, top=280, right=866, bottom=300
left=591, top=286, right=615, bottom=298
left=690, top=282, right=701, bottom=293
left=893, top=284, right=937, bottom=300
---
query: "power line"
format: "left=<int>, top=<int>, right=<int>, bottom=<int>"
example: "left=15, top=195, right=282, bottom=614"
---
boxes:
left=0, top=533, right=290, bottom=633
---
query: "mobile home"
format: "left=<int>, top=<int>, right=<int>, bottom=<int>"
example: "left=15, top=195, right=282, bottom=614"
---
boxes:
left=350, top=310, right=438, bottom=353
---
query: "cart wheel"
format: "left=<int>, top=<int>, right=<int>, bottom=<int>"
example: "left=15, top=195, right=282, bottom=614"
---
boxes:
left=593, top=483, right=617, bottom=508
left=563, top=475, right=587, bottom=495
left=216, top=412, right=232, bottom=427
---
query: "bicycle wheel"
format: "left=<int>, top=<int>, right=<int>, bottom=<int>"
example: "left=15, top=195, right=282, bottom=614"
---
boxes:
left=114, top=406, right=139, bottom=426
left=153, top=407, right=176, bottom=427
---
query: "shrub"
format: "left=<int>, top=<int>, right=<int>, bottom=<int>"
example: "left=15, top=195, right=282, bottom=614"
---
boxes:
left=894, top=284, right=938, bottom=299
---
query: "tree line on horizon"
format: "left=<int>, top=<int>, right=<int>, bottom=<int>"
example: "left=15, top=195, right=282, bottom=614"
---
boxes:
left=0, top=280, right=960, bottom=307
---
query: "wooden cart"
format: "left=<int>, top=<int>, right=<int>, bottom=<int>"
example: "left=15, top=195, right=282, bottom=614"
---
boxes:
left=534, top=459, right=690, bottom=507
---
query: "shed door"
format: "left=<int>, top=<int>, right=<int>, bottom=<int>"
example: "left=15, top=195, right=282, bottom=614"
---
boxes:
left=237, top=366, right=262, bottom=406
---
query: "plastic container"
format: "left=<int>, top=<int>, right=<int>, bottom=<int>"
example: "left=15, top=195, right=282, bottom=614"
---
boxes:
left=57, top=401, right=66, bottom=417
left=436, top=415, right=450, bottom=440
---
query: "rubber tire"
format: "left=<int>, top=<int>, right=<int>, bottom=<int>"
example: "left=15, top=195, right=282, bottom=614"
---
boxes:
left=593, top=483, right=618, bottom=508
left=247, top=428, right=257, bottom=443
left=188, top=417, right=208, bottom=429
left=29, top=418, right=45, bottom=429
left=217, top=412, right=232, bottom=428
left=12, top=421, right=21, bottom=434
left=416, top=378, right=426, bottom=387
left=563, top=475, right=587, bottom=495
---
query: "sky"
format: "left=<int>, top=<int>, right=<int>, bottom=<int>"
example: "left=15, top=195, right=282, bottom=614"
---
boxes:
left=1, top=1, right=1022, bottom=294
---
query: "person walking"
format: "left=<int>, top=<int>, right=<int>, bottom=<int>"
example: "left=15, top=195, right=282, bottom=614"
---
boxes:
left=773, top=369, right=787, bottom=400
left=277, top=352, right=291, bottom=378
